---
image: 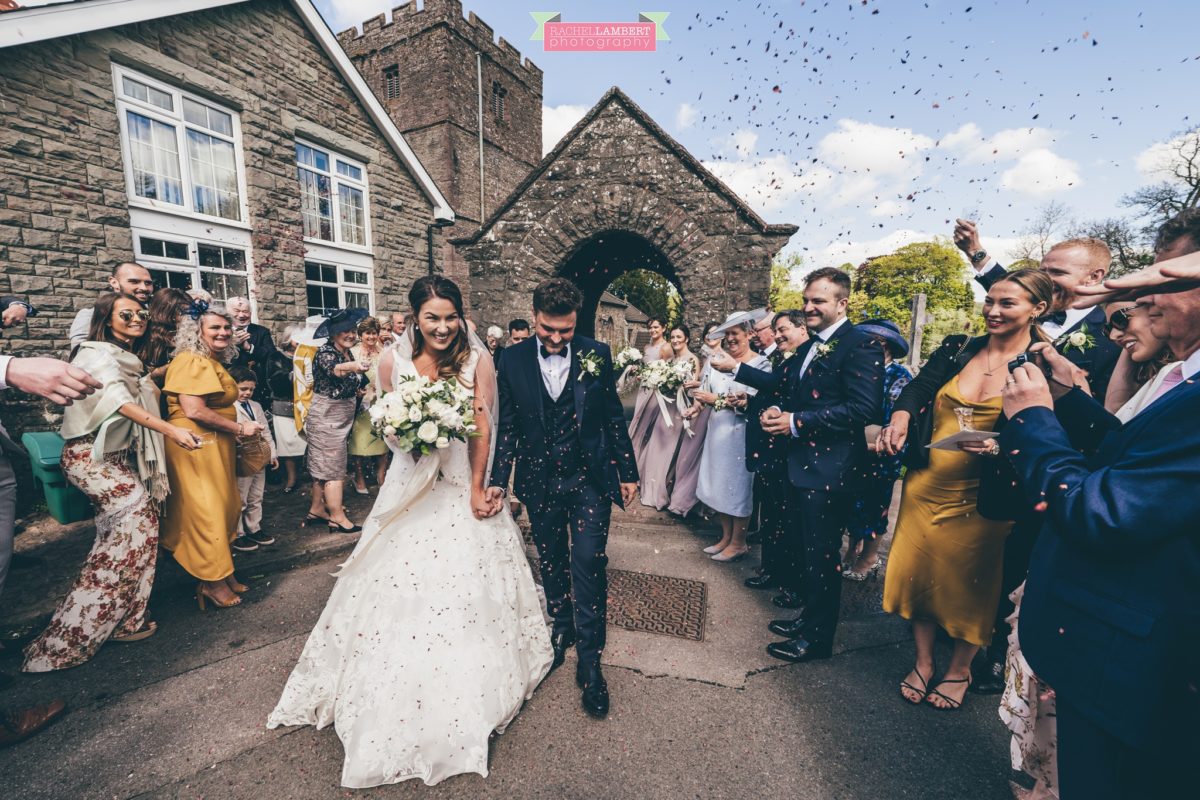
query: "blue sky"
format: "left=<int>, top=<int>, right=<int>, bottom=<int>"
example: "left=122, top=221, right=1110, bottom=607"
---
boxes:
left=317, top=1, right=1198, bottom=270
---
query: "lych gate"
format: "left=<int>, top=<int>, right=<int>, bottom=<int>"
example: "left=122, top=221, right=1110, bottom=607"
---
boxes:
left=452, top=88, right=796, bottom=337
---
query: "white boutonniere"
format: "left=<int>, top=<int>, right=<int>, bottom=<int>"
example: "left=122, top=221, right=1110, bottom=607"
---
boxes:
left=781, top=350, right=795, bottom=360
left=1057, top=324, right=1096, bottom=354
left=577, top=351, right=603, bottom=381
left=814, top=340, right=837, bottom=359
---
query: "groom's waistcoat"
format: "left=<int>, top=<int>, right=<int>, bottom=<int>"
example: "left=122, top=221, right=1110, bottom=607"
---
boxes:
left=538, top=376, right=586, bottom=483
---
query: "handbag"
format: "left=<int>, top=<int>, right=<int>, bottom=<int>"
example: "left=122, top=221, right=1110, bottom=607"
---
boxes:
left=236, top=433, right=272, bottom=477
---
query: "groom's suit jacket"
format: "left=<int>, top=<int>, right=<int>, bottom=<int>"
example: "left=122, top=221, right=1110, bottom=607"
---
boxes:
left=1001, top=382, right=1200, bottom=750
left=736, top=323, right=884, bottom=493
left=490, top=335, right=638, bottom=514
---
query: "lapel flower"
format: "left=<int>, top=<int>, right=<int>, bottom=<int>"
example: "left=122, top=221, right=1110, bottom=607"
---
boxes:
left=577, top=350, right=603, bottom=381
left=1057, top=324, right=1096, bottom=354
left=814, top=339, right=837, bottom=359
left=781, top=350, right=795, bottom=360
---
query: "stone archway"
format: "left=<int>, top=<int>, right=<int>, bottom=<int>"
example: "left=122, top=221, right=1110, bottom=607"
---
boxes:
left=451, top=87, right=796, bottom=337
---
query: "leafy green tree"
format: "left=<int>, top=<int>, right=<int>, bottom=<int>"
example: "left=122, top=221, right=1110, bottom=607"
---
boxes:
left=606, top=269, right=680, bottom=327
left=920, top=305, right=985, bottom=359
left=769, top=252, right=806, bottom=310
left=849, top=240, right=976, bottom=338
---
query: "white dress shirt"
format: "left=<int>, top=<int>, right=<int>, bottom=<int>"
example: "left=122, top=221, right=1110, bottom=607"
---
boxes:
left=761, top=342, right=777, bottom=359
left=69, top=307, right=94, bottom=346
left=537, top=341, right=571, bottom=401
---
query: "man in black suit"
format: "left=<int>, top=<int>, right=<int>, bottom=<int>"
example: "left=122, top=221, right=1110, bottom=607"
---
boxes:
left=997, top=212, right=1200, bottom=798
left=485, top=278, right=638, bottom=719
left=954, top=221, right=1123, bottom=692
left=715, top=268, right=884, bottom=661
left=227, top=296, right=279, bottom=407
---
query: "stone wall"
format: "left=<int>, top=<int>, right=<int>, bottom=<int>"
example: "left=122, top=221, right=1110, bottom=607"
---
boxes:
left=0, top=0, right=436, bottom=447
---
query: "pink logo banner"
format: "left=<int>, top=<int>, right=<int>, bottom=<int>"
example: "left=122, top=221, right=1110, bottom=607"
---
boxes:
left=531, top=12, right=669, bottom=52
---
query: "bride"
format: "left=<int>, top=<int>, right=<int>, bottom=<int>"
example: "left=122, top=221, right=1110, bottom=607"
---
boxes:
left=268, top=276, right=553, bottom=788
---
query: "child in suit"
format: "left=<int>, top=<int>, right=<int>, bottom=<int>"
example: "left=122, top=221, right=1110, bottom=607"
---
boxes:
left=231, top=367, right=277, bottom=551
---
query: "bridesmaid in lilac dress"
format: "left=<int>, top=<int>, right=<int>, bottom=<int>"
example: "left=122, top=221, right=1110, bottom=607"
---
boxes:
left=639, top=325, right=701, bottom=509
left=667, top=323, right=724, bottom=517
left=628, top=318, right=668, bottom=472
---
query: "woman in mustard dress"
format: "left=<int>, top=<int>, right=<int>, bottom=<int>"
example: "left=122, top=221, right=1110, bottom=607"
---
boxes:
left=349, top=316, right=388, bottom=494
left=879, top=269, right=1054, bottom=711
left=161, top=302, right=267, bottom=609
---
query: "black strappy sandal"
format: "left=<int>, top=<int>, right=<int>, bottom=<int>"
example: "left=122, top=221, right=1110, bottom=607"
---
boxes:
left=302, top=513, right=329, bottom=527
left=926, top=675, right=972, bottom=711
left=900, top=664, right=934, bottom=705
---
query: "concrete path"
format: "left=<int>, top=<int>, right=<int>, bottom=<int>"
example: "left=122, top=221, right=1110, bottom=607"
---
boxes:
left=0, top=499, right=1015, bottom=799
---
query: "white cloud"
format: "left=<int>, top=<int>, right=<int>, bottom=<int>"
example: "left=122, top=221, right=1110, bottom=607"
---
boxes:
left=949, top=125, right=1058, bottom=163
left=814, top=229, right=940, bottom=268
left=732, top=130, right=758, bottom=158
left=817, top=119, right=935, bottom=178
left=870, top=199, right=909, bottom=217
left=1135, top=132, right=1200, bottom=178
left=939, top=122, right=981, bottom=150
left=542, top=104, right=588, bottom=155
left=675, top=103, right=697, bottom=130
left=702, top=154, right=827, bottom=214
left=1000, top=148, right=1082, bottom=195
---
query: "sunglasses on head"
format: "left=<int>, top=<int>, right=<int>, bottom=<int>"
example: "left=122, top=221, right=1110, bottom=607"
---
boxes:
left=1106, top=305, right=1139, bottom=333
left=117, top=308, right=150, bottom=323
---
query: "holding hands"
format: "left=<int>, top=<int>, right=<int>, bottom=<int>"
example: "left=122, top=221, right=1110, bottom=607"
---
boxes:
left=474, top=486, right=504, bottom=520
left=760, top=407, right=792, bottom=436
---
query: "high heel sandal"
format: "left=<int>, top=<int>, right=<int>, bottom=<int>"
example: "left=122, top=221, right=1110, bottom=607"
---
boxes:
left=302, top=513, right=329, bottom=527
left=112, top=621, right=157, bottom=643
left=926, top=675, right=972, bottom=711
left=328, top=521, right=363, bottom=534
left=900, top=664, right=935, bottom=705
left=226, top=576, right=249, bottom=594
left=196, top=584, right=241, bottom=610
left=843, top=561, right=882, bottom=582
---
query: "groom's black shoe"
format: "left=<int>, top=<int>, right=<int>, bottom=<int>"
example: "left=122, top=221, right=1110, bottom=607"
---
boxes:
left=767, top=616, right=806, bottom=638
left=576, top=663, right=609, bottom=719
left=766, top=637, right=833, bottom=663
left=549, top=629, right=577, bottom=673
left=772, top=589, right=803, bottom=609
left=743, top=573, right=777, bottom=590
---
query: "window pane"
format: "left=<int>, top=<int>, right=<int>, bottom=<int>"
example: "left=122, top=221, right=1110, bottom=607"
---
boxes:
left=147, top=85, right=174, bottom=112
left=295, top=143, right=329, bottom=172
left=139, top=236, right=166, bottom=257
left=148, top=267, right=193, bottom=291
left=305, top=262, right=322, bottom=282
left=336, top=161, right=362, bottom=181
left=183, top=97, right=208, bottom=127
left=126, top=111, right=183, bottom=206
left=221, top=247, right=246, bottom=271
left=207, top=107, right=233, bottom=137
left=197, top=243, right=221, bottom=268
left=342, top=268, right=368, bottom=286
left=307, top=283, right=339, bottom=316
left=337, top=183, right=365, bottom=245
left=122, top=76, right=148, bottom=103
left=298, top=167, right=332, bottom=240
left=122, top=76, right=173, bottom=111
left=200, top=270, right=247, bottom=303
left=344, top=290, right=370, bottom=310
left=187, top=130, right=240, bottom=220
left=164, top=240, right=190, bottom=260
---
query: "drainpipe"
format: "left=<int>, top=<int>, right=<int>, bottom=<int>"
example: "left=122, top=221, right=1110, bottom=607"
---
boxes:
left=476, top=51, right=485, bottom=224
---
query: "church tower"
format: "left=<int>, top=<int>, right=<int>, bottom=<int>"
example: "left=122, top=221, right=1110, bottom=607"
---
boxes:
left=338, top=0, right=543, bottom=286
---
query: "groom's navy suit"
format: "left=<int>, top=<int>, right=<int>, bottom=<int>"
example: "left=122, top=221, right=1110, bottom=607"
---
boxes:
left=1000, top=381, right=1200, bottom=799
left=491, top=335, right=637, bottom=667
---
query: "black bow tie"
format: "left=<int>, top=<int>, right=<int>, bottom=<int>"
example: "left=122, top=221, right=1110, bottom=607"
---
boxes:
left=540, top=345, right=566, bottom=359
left=1039, top=310, right=1068, bottom=326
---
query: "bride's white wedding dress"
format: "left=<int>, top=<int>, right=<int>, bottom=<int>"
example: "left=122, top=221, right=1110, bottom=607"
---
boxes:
left=267, top=346, right=553, bottom=788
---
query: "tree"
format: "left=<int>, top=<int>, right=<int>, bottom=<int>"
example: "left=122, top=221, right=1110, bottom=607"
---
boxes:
left=849, top=240, right=976, bottom=335
left=769, top=252, right=806, bottom=310
left=1067, top=217, right=1154, bottom=278
left=606, top=269, right=680, bottom=328
left=1121, top=125, right=1200, bottom=238
left=920, top=305, right=984, bottom=359
left=1011, top=200, right=1073, bottom=262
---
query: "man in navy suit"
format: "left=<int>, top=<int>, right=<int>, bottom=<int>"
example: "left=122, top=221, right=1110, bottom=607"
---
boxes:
left=486, top=278, right=638, bottom=719
left=714, top=268, right=884, bottom=662
left=954, top=221, right=1124, bottom=693
left=998, top=211, right=1200, bottom=799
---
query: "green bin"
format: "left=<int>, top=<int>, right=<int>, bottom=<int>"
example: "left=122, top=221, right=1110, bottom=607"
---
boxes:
left=21, top=431, right=93, bottom=524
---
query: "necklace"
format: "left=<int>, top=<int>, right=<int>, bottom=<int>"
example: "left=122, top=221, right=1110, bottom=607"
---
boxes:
left=982, top=344, right=1028, bottom=376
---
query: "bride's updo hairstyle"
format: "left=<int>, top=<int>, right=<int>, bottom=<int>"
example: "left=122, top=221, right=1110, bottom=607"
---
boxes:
left=408, top=275, right=473, bottom=380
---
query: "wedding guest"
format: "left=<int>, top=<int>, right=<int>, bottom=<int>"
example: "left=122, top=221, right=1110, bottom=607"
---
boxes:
left=68, top=262, right=154, bottom=346
left=141, top=287, right=192, bottom=388
left=628, top=318, right=669, bottom=469
left=879, top=269, right=1054, bottom=709
left=843, top=319, right=912, bottom=581
left=0, top=346, right=101, bottom=749
left=349, top=317, right=388, bottom=495
left=485, top=325, right=503, bottom=354
left=744, top=310, right=809, bottom=591
left=669, top=322, right=723, bottom=517
left=639, top=324, right=701, bottom=509
left=1102, top=300, right=1173, bottom=417
left=507, top=318, right=531, bottom=343
left=268, top=366, right=303, bottom=493
left=751, top=314, right=778, bottom=357
left=305, top=309, right=370, bottom=533
left=160, top=301, right=265, bottom=609
left=388, top=311, right=407, bottom=341
left=691, top=315, right=771, bottom=562
left=23, top=293, right=201, bottom=672
left=231, top=367, right=277, bottom=550
left=993, top=211, right=1200, bottom=799
left=375, top=314, right=394, bottom=347
left=228, top=296, right=278, bottom=407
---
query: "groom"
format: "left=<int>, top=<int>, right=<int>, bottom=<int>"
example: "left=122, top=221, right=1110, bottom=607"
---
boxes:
left=485, top=277, right=638, bottom=719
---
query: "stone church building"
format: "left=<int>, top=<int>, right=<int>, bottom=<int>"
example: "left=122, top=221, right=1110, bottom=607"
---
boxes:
left=1, top=0, right=794, bottom=431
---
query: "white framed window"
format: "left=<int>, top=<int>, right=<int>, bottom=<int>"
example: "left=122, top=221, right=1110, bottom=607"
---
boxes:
left=305, top=260, right=373, bottom=316
left=134, top=231, right=250, bottom=303
left=295, top=141, right=370, bottom=250
left=113, top=65, right=248, bottom=224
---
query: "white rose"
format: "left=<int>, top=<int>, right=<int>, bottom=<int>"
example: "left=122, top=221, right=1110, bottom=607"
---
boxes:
left=1068, top=331, right=1087, bottom=347
left=382, top=424, right=396, bottom=436
left=439, top=410, right=463, bottom=429
left=435, top=436, right=450, bottom=449
left=408, top=406, right=423, bottom=423
left=417, top=420, right=439, bottom=443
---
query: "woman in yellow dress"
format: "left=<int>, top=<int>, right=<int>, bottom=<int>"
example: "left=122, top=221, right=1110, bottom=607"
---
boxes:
left=878, top=269, right=1053, bottom=711
left=160, top=302, right=267, bottom=609
left=348, top=316, right=388, bottom=494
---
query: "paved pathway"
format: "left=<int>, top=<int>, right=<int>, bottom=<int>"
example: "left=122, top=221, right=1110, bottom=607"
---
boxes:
left=0, top=494, right=1015, bottom=799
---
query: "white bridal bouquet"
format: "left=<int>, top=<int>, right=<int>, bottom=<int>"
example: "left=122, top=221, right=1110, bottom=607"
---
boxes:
left=638, top=358, right=694, bottom=396
left=369, top=374, right=477, bottom=456
left=614, top=347, right=643, bottom=372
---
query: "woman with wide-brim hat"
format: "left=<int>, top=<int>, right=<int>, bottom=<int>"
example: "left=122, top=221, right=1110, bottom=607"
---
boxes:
left=843, top=318, right=913, bottom=581
left=304, top=308, right=371, bottom=533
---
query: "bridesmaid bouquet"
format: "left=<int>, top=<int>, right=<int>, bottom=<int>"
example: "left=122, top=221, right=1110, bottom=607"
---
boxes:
left=369, top=375, right=477, bottom=456
left=638, top=359, right=698, bottom=436
left=614, top=346, right=644, bottom=395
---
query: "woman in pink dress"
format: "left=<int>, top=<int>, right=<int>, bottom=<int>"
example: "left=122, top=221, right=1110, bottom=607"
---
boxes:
left=627, top=318, right=668, bottom=471
left=639, top=324, right=701, bottom=509
left=667, top=322, right=723, bottom=517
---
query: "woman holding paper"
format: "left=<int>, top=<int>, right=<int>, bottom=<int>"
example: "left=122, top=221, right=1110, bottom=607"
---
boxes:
left=877, top=269, right=1053, bottom=711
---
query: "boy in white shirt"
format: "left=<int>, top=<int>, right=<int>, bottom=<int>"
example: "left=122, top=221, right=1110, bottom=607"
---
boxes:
left=231, top=367, right=277, bottom=551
